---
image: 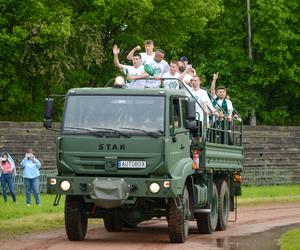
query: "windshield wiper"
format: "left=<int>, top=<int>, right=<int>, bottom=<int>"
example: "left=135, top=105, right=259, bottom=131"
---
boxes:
left=120, top=127, right=163, bottom=138
left=63, top=126, right=104, bottom=137
left=92, top=127, right=131, bottom=138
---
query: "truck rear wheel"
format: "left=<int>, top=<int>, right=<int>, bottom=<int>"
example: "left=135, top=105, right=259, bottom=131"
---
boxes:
left=196, top=182, right=218, bottom=234
left=216, top=180, right=229, bottom=230
left=65, top=195, right=88, bottom=241
left=168, top=186, right=189, bottom=243
left=103, top=215, right=123, bottom=232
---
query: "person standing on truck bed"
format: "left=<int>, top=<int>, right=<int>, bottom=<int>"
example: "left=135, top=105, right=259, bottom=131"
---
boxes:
left=161, top=60, right=190, bottom=89
left=179, top=56, right=189, bottom=67
left=186, top=76, right=216, bottom=136
left=161, top=60, right=181, bottom=89
left=210, top=72, right=233, bottom=122
left=210, top=72, right=235, bottom=144
left=113, top=45, right=148, bottom=88
left=144, top=49, right=170, bottom=88
left=127, top=40, right=155, bottom=65
left=178, top=57, right=196, bottom=87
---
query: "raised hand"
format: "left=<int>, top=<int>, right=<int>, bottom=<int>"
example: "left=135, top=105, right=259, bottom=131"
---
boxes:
left=112, top=45, right=120, bottom=55
left=213, top=72, right=219, bottom=81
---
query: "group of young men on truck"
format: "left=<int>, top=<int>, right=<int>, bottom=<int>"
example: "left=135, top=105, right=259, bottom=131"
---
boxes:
left=112, top=39, right=240, bottom=135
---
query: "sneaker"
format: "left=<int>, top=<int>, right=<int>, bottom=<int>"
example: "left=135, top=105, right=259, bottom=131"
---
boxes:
left=26, top=204, right=31, bottom=206
left=37, top=204, right=41, bottom=206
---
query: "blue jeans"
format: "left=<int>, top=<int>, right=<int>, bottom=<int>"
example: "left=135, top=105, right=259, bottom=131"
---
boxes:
left=1, top=173, right=16, bottom=202
left=24, top=177, right=40, bottom=205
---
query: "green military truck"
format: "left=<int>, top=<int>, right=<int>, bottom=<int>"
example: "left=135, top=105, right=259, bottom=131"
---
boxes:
left=44, top=79, right=243, bottom=243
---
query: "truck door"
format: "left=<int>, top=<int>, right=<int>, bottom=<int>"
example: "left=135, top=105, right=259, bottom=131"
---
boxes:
left=169, top=97, right=190, bottom=166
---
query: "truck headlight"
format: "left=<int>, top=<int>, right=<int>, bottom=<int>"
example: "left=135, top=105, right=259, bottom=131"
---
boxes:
left=149, top=182, right=160, bottom=193
left=60, top=180, right=71, bottom=191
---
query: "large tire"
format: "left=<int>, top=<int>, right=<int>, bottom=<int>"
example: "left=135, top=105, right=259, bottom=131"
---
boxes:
left=65, top=195, right=88, bottom=241
left=103, top=214, right=123, bottom=232
left=123, top=221, right=138, bottom=228
left=196, top=182, right=218, bottom=234
left=168, top=186, right=190, bottom=243
left=216, top=180, right=230, bottom=231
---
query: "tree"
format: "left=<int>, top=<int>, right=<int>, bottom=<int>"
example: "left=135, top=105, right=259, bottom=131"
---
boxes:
left=251, top=0, right=300, bottom=124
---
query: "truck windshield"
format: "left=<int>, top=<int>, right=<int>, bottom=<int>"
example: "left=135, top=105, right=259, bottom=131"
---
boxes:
left=63, top=95, right=165, bottom=133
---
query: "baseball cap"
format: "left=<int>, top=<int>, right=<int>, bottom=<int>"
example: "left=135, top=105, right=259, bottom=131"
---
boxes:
left=180, top=56, right=188, bottom=62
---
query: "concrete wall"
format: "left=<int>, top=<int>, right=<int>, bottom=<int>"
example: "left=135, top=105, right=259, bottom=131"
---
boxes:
left=1, top=122, right=299, bottom=185
left=0, top=122, right=57, bottom=170
left=243, top=126, right=300, bottom=185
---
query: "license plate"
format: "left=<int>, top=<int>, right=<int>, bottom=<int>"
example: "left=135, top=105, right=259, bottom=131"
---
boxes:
left=117, top=161, right=146, bottom=169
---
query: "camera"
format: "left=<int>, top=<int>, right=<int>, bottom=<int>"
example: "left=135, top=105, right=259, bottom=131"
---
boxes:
left=27, top=153, right=34, bottom=160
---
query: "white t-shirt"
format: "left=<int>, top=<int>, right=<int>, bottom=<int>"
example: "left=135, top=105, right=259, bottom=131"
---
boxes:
left=122, top=65, right=146, bottom=88
left=162, top=72, right=181, bottom=89
left=140, top=52, right=155, bottom=65
left=190, top=88, right=210, bottom=123
left=183, top=74, right=193, bottom=85
left=183, top=83, right=193, bottom=97
left=145, top=59, right=170, bottom=88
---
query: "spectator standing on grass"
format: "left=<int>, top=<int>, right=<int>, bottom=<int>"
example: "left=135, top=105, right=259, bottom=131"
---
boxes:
left=20, top=149, right=41, bottom=206
left=0, top=152, right=17, bottom=203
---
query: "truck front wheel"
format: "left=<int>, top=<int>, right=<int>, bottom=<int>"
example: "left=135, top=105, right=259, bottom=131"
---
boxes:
left=216, top=180, right=229, bottom=230
left=168, top=186, right=190, bottom=243
left=196, top=182, right=218, bottom=234
left=65, top=195, right=88, bottom=241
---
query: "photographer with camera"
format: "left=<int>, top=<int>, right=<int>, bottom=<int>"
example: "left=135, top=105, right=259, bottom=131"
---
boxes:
left=0, top=152, right=17, bottom=203
left=20, top=149, right=41, bottom=206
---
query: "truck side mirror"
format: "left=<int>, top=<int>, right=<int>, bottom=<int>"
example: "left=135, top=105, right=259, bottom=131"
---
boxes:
left=185, top=100, right=196, bottom=120
left=44, top=98, right=54, bottom=129
left=185, top=120, right=198, bottom=130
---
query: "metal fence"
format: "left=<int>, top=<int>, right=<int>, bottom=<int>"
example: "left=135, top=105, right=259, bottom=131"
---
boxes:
left=242, top=167, right=300, bottom=186
left=7, top=170, right=57, bottom=194
left=1, top=167, right=300, bottom=195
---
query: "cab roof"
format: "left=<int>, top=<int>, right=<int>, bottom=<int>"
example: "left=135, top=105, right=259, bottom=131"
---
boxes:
left=67, top=87, right=187, bottom=98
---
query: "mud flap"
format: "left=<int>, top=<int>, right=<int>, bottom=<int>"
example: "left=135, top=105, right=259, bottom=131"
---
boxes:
left=90, top=178, right=129, bottom=209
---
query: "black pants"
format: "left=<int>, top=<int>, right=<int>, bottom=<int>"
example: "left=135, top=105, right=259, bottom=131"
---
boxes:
left=209, top=120, right=233, bottom=144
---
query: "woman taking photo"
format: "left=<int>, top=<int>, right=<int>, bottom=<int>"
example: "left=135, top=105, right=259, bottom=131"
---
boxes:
left=0, top=152, right=17, bottom=203
left=20, top=149, right=41, bottom=206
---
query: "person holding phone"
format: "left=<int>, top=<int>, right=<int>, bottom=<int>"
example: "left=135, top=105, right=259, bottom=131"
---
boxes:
left=20, top=149, right=41, bottom=206
left=0, top=152, right=17, bottom=203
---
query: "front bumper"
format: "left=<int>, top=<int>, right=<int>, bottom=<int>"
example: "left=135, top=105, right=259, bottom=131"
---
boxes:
left=47, top=176, right=182, bottom=200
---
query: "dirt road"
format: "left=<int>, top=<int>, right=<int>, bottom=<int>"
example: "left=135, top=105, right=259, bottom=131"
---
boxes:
left=2, top=203, right=300, bottom=250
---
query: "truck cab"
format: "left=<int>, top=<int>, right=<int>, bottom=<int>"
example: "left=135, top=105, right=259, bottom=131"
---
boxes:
left=45, top=83, right=243, bottom=243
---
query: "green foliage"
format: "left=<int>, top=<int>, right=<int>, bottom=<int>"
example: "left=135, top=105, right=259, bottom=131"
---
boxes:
left=250, top=0, right=300, bottom=124
left=0, top=0, right=298, bottom=124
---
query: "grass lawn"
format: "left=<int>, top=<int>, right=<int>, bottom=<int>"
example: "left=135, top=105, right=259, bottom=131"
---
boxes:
left=239, top=184, right=300, bottom=205
left=0, top=185, right=300, bottom=239
left=279, top=228, right=300, bottom=250
left=0, top=194, right=65, bottom=239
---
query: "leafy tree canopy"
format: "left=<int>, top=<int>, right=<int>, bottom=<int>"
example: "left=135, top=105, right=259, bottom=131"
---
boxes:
left=0, top=0, right=298, bottom=124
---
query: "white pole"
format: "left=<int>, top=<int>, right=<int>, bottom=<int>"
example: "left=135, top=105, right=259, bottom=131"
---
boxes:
left=247, top=0, right=256, bottom=126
